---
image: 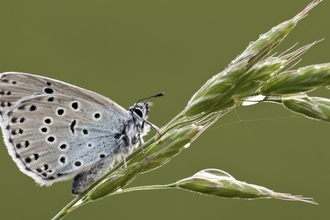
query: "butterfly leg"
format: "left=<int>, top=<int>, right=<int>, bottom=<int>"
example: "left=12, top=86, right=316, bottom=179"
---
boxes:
left=137, top=133, right=149, bottom=162
left=71, top=156, right=114, bottom=195
left=120, top=148, right=130, bottom=176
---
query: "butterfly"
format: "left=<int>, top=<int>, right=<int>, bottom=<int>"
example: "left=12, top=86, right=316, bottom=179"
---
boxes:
left=0, top=72, right=162, bottom=195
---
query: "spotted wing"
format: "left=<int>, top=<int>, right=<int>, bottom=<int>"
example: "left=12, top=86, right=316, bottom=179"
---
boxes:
left=0, top=72, right=130, bottom=185
left=0, top=72, right=128, bottom=121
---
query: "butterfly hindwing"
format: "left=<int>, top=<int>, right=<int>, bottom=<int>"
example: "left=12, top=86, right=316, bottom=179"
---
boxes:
left=2, top=93, right=129, bottom=185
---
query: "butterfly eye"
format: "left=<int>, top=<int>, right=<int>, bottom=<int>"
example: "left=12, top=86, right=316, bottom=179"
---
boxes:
left=133, top=108, right=143, bottom=118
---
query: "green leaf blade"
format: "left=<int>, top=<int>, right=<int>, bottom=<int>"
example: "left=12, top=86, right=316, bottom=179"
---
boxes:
left=173, top=169, right=317, bottom=204
left=261, top=64, right=330, bottom=95
left=283, top=96, right=330, bottom=122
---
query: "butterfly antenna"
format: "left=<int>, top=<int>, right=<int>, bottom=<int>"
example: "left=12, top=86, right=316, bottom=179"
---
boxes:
left=135, top=92, right=164, bottom=105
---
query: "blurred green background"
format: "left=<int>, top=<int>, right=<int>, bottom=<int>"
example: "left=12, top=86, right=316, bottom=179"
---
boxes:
left=0, top=0, right=329, bottom=219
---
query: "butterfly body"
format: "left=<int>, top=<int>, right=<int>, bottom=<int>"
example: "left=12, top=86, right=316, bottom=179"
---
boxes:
left=0, top=72, right=153, bottom=194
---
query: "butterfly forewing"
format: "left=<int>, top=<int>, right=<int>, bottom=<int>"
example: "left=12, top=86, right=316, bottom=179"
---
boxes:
left=0, top=72, right=128, bottom=118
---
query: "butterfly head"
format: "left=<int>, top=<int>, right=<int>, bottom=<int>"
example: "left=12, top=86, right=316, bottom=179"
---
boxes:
left=130, top=102, right=150, bottom=120
left=129, top=102, right=150, bottom=136
left=129, top=92, right=164, bottom=135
